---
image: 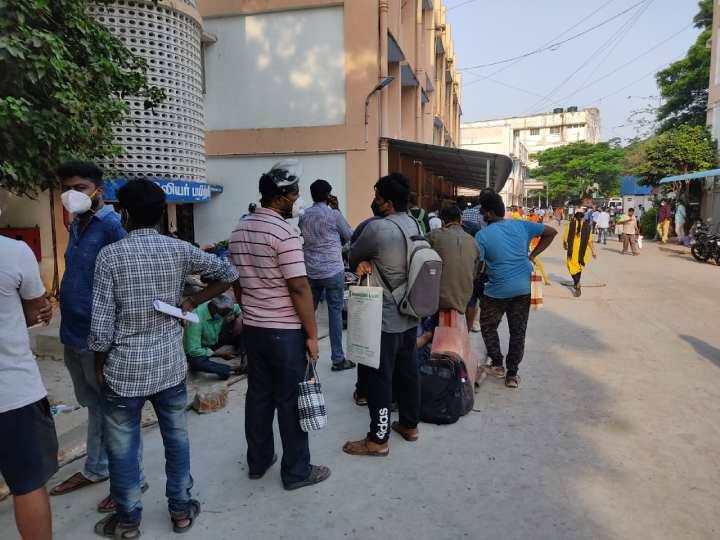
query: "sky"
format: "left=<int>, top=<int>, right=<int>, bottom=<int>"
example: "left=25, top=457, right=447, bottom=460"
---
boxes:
left=447, top=0, right=703, bottom=142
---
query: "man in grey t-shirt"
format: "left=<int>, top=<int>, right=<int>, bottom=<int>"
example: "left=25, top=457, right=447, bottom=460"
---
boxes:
left=343, top=173, right=421, bottom=457
left=0, top=235, right=58, bottom=539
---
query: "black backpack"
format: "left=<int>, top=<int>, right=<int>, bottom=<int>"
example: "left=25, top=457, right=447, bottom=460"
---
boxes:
left=419, top=353, right=474, bottom=425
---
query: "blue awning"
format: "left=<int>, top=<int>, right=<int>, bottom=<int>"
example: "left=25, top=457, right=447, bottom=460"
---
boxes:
left=620, top=176, right=652, bottom=196
left=104, top=178, right=214, bottom=203
left=659, top=168, right=720, bottom=183
left=388, top=32, right=405, bottom=63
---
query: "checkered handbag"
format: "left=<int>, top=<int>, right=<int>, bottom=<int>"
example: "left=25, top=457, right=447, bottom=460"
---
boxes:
left=298, top=362, right=327, bottom=432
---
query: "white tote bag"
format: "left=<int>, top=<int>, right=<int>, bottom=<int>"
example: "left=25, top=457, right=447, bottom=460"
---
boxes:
left=346, top=276, right=383, bottom=369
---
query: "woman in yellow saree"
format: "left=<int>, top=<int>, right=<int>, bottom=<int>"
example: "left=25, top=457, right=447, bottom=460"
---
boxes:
left=563, top=209, right=597, bottom=297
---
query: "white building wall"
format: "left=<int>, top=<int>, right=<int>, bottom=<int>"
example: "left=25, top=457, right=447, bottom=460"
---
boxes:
left=88, top=0, right=206, bottom=182
left=203, top=7, right=346, bottom=130
left=194, top=153, right=347, bottom=246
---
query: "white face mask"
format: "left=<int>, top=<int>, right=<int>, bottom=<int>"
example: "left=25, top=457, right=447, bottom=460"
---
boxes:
left=292, top=196, right=306, bottom=218
left=61, top=190, right=93, bottom=215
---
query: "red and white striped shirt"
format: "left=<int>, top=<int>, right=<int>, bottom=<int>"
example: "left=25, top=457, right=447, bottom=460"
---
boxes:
left=229, top=207, right=306, bottom=329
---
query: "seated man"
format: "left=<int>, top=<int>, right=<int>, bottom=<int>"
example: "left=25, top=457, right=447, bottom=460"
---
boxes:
left=183, top=295, right=243, bottom=380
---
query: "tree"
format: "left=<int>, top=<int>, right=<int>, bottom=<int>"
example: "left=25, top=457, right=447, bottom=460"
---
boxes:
left=628, top=124, right=717, bottom=185
left=655, top=0, right=712, bottom=132
left=531, top=142, right=625, bottom=203
left=0, top=0, right=165, bottom=196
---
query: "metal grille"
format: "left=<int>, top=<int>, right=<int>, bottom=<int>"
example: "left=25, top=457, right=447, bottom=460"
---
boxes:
left=89, top=0, right=206, bottom=182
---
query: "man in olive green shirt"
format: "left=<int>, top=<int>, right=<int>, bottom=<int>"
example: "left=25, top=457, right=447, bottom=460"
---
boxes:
left=183, top=295, right=242, bottom=379
left=426, top=204, right=481, bottom=314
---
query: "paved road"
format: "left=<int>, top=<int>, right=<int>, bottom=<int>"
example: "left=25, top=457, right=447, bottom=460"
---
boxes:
left=2, top=235, right=719, bottom=539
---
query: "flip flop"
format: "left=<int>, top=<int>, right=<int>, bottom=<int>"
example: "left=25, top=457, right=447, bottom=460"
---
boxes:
left=51, top=471, right=107, bottom=496
left=171, top=499, right=201, bottom=534
left=342, top=438, right=389, bottom=457
left=97, top=483, right=150, bottom=513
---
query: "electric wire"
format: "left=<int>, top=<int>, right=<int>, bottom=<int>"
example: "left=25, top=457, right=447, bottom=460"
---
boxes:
left=553, top=23, right=692, bottom=103
left=462, top=0, right=617, bottom=89
left=522, top=0, right=653, bottom=115
left=458, top=0, right=651, bottom=71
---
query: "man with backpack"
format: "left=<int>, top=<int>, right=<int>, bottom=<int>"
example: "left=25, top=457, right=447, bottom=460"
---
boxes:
left=408, top=191, right=430, bottom=235
left=343, top=173, right=431, bottom=456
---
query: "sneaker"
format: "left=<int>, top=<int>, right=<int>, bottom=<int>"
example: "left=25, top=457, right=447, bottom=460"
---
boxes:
left=505, top=375, right=520, bottom=388
left=485, top=364, right=505, bottom=379
left=283, top=465, right=331, bottom=491
left=331, top=359, right=356, bottom=372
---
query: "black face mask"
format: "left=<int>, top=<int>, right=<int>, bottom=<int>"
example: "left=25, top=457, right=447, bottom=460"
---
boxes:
left=371, top=200, right=382, bottom=217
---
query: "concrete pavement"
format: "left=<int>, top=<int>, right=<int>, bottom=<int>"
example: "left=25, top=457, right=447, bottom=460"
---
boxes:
left=2, top=235, right=719, bottom=539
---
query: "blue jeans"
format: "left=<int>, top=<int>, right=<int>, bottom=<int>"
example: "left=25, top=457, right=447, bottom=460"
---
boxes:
left=596, top=227, right=608, bottom=244
left=310, top=271, right=345, bottom=364
left=102, top=381, right=193, bottom=525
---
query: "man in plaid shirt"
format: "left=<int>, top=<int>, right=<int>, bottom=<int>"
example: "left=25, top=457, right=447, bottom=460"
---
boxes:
left=89, top=180, right=239, bottom=537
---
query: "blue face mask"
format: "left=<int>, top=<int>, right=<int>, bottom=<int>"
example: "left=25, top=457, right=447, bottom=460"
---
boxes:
left=212, top=313, right=224, bottom=322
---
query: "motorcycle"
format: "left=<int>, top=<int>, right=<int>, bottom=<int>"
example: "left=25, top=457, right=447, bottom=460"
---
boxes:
left=689, top=221, right=720, bottom=264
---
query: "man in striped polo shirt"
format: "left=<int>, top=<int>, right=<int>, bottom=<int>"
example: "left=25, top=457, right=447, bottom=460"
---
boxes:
left=229, top=159, right=331, bottom=491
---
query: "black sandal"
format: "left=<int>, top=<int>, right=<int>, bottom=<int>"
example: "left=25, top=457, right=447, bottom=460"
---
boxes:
left=94, top=514, right=140, bottom=539
left=170, top=499, right=201, bottom=534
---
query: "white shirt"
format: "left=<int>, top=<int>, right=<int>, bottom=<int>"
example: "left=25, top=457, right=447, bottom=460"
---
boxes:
left=428, top=212, right=442, bottom=231
left=0, top=237, right=47, bottom=413
left=596, top=211, right=610, bottom=228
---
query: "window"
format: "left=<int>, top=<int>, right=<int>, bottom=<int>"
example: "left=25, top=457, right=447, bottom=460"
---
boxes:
left=550, top=126, right=561, bottom=135
left=530, top=128, right=540, bottom=136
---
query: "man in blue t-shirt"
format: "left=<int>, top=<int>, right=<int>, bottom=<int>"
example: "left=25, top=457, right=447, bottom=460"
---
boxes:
left=475, top=191, right=557, bottom=388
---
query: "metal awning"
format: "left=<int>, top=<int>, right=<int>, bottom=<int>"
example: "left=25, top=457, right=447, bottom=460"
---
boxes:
left=388, top=32, right=405, bottom=63
left=659, top=168, right=720, bottom=183
left=385, top=138, right=513, bottom=192
left=401, top=63, right=419, bottom=86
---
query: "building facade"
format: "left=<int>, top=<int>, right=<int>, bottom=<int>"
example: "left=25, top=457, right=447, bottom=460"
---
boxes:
left=460, top=121, right=529, bottom=206
left=195, top=0, right=464, bottom=244
left=462, top=108, right=600, bottom=164
left=461, top=107, right=600, bottom=206
left=88, top=0, right=210, bottom=241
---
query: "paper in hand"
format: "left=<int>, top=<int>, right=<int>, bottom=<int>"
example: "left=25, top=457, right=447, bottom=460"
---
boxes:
left=153, top=300, right=200, bottom=323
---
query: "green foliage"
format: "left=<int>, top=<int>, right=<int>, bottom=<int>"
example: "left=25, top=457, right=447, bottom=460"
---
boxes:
left=0, top=0, right=165, bottom=196
left=628, top=125, right=717, bottom=185
left=530, top=142, right=625, bottom=203
left=640, top=207, right=658, bottom=238
left=655, top=0, right=712, bottom=132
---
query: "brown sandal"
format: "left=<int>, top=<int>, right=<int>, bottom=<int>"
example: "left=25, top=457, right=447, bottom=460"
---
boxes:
left=50, top=471, right=106, bottom=496
left=97, top=483, right=150, bottom=513
left=391, top=421, right=419, bottom=442
left=342, top=438, right=389, bottom=457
